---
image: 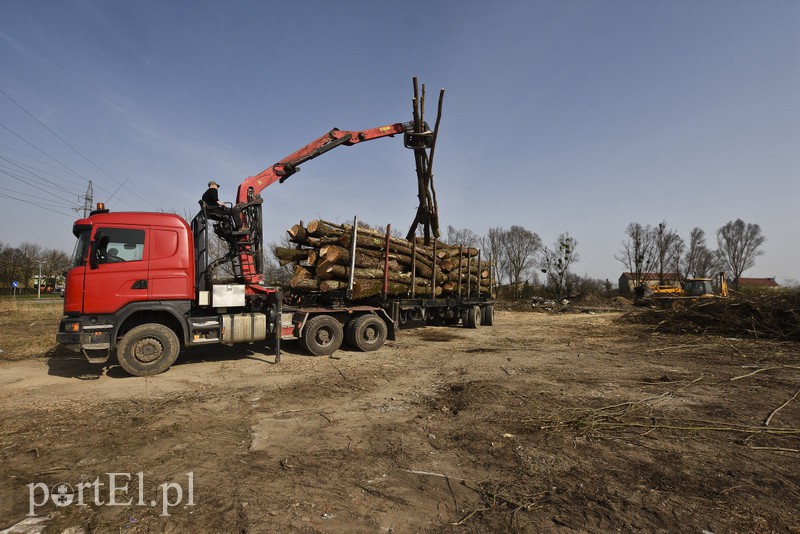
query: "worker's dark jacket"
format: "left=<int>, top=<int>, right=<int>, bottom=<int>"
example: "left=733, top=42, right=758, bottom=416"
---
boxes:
left=202, top=187, right=220, bottom=206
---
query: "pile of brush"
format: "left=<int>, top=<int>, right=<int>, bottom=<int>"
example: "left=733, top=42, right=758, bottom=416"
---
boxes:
left=629, top=291, right=800, bottom=341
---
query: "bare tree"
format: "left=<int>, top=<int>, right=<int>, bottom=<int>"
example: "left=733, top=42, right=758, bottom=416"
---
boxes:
left=16, top=242, right=42, bottom=289
left=265, top=233, right=296, bottom=287
left=716, top=219, right=766, bottom=290
left=682, top=228, right=720, bottom=279
left=501, top=225, right=541, bottom=301
left=654, top=221, right=684, bottom=284
left=0, top=242, right=17, bottom=290
left=614, top=223, right=657, bottom=289
left=40, top=248, right=72, bottom=287
left=480, top=227, right=507, bottom=296
left=445, top=225, right=479, bottom=248
left=539, top=233, right=579, bottom=297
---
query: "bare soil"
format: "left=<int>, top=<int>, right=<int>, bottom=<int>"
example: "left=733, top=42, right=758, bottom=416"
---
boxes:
left=1, top=309, right=799, bottom=533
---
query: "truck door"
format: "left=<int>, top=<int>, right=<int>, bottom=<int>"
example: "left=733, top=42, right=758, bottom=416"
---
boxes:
left=83, top=226, right=149, bottom=315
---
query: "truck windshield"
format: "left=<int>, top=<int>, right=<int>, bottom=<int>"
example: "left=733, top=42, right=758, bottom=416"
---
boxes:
left=71, top=229, right=91, bottom=267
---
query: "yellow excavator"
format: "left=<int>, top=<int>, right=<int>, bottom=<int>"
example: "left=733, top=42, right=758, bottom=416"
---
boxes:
left=636, top=272, right=728, bottom=308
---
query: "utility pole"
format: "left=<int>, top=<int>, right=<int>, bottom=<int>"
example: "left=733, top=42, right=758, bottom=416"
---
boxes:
left=37, top=261, right=44, bottom=299
left=82, top=181, right=94, bottom=218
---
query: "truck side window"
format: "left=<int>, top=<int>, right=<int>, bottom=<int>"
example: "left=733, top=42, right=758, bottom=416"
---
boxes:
left=96, top=228, right=145, bottom=264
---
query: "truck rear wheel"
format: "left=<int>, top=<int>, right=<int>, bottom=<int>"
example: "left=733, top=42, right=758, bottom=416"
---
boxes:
left=346, top=314, right=387, bottom=352
left=299, top=315, right=343, bottom=356
left=116, top=324, right=180, bottom=376
left=465, top=305, right=482, bottom=329
left=482, top=305, right=495, bottom=326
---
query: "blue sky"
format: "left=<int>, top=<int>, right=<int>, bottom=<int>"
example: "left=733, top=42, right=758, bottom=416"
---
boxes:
left=2, top=1, right=798, bottom=283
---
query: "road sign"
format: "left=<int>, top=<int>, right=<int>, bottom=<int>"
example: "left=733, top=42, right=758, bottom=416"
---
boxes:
left=11, top=281, right=18, bottom=288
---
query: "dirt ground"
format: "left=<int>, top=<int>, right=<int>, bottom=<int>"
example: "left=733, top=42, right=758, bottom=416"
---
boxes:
left=1, top=307, right=799, bottom=533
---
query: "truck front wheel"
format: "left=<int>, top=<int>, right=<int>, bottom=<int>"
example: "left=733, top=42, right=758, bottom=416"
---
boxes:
left=299, top=315, right=343, bottom=356
left=116, top=324, right=180, bottom=376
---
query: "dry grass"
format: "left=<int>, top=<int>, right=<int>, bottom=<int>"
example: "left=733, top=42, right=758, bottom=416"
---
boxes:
left=0, top=299, right=63, bottom=360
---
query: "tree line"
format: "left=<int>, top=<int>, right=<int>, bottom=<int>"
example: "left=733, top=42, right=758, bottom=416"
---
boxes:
left=0, top=241, right=72, bottom=292
left=615, top=218, right=766, bottom=290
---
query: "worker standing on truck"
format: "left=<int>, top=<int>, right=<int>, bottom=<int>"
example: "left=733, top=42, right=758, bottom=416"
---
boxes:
left=202, top=180, right=245, bottom=231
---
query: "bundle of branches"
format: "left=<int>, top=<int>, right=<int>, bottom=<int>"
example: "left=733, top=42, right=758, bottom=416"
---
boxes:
left=627, top=291, right=800, bottom=341
left=405, top=76, right=443, bottom=245
left=275, top=219, right=491, bottom=301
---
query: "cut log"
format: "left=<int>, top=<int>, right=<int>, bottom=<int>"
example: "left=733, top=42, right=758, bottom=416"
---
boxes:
left=444, top=271, right=490, bottom=286
left=320, top=244, right=400, bottom=271
left=274, top=247, right=312, bottom=266
left=305, top=236, right=342, bottom=248
left=288, top=224, right=308, bottom=243
left=340, top=233, right=436, bottom=268
left=342, top=224, right=436, bottom=260
left=317, top=262, right=424, bottom=285
left=320, top=279, right=347, bottom=292
left=307, top=220, right=346, bottom=238
left=435, top=245, right=478, bottom=259
left=351, top=279, right=441, bottom=300
left=289, top=265, right=314, bottom=288
left=292, top=278, right=321, bottom=291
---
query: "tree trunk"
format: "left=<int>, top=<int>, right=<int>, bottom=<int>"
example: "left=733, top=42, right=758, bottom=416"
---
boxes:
left=274, top=247, right=311, bottom=266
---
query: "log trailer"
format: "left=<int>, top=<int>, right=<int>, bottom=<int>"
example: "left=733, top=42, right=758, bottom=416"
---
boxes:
left=57, top=120, right=494, bottom=376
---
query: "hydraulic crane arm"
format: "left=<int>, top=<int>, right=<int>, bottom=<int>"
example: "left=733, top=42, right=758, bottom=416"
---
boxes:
left=236, top=120, right=429, bottom=204
left=226, top=119, right=431, bottom=289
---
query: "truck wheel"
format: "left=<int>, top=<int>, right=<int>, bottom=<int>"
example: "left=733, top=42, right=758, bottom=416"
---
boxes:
left=482, top=305, right=495, bottom=326
left=466, top=305, right=482, bottom=329
left=116, top=324, right=180, bottom=376
left=300, top=315, right=343, bottom=356
left=346, top=314, right=387, bottom=352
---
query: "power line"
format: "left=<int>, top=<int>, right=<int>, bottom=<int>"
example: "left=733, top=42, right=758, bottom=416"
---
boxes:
left=0, top=120, right=89, bottom=181
left=0, top=168, right=81, bottom=207
left=0, top=141, right=90, bottom=188
left=0, top=191, right=76, bottom=218
left=0, top=124, right=139, bottom=211
left=0, top=142, right=134, bottom=205
left=0, top=185, right=78, bottom=209
left=0, top=87, right=119, bottom=181
left=0, top=86, right=158, bottom=210
left=0, top=156, right=81, bottom=197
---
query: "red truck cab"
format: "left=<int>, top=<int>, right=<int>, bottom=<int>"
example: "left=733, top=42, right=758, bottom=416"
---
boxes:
left=58, top=211, right=196, bottom=365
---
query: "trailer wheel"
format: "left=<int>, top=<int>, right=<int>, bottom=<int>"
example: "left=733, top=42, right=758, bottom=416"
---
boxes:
left=116, top=324, right=180, bottom=376
left=299, top=315, right=343, bottom=356
left=482, top=305, right=495, bottom=326
left=466, top=305, right=482, bottom=329
left=346, top=314, right=387, bottom=352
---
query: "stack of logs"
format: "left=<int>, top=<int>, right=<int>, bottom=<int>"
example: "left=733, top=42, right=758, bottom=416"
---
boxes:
left=275, top=220, right=491, bottom=301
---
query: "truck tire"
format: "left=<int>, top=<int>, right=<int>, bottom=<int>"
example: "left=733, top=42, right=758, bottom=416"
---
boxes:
left=346, top=314, right=387, bottom=352
left=482, top=305, right=495, bottom=326
left=466, top=305, right=482, bottom=329
left=299, top=315, right=343, bottom=356
left=116, top=324, right=180, bottom=377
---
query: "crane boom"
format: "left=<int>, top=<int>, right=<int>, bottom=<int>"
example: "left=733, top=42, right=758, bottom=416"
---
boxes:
left=236, top=121, right=417, bottom=204
left=230, top=120, right=429, bottom=289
